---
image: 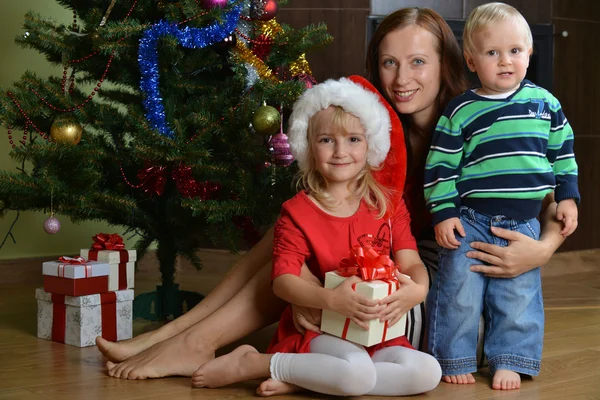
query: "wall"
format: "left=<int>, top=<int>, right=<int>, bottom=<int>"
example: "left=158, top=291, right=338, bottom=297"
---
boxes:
left=552, top=0, right=600, bottom=250
left=0, top=1, right=135, bottom=259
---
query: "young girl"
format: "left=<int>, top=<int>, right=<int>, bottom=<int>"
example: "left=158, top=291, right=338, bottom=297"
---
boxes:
left=190, top=76, right=441, bottom=397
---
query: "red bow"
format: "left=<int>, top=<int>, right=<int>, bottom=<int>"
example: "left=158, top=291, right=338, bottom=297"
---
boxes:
left=92, top=233, right=125, bottom=250
left=337, top=245, right=398, bottom=281
left=57, top=256, right=88, bottom=264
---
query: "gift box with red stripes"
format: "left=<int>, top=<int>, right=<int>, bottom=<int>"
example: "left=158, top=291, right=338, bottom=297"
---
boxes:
left=36, top=287, right=133, bottom=347
left=80, top=233, right=136, bottom=291
left=42, top=257, right=110, bottom=297
left=321, top=271, right=407, bottom=347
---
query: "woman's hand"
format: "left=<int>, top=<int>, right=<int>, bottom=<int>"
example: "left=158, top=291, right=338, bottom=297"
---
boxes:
left=328, top=276, right=383, bottom=330
left=291, top=303, right=322, bottom=334
left=378, top=271, right=427, bottom=326
left=467, top=226, right=551, bottom=278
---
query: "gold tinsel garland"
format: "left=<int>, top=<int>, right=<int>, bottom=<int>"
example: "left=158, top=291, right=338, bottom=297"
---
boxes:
left=233, top=18, right=312, bottom=82
left=234, top=39, right=278, bottom=82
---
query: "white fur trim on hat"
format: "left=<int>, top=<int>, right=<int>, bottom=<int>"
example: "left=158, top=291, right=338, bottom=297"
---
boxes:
left=287, top=77, right=392, bottom=169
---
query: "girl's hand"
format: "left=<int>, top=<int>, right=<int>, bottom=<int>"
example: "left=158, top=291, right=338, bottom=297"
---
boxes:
left=291, top=303, right=322, bottom=334
left=378, top=271, right=427, bottom=326
left=328, top=276, right=383, bottom=330
left=434, top=217, right=466, bottom=249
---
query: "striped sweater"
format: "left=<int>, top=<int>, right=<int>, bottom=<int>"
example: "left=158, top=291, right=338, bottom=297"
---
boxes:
left=424, top=80, right=579, bottom=225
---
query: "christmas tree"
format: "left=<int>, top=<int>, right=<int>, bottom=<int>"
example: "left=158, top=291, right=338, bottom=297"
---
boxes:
left=0, top=0, right=331, bottom=319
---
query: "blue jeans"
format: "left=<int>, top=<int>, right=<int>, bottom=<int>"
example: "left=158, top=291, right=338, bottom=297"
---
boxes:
left=426, top=207, right=543, bottom=376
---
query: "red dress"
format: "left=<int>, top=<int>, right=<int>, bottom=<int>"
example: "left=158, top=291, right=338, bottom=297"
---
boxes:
left=267, top=191, right=418, bottom=356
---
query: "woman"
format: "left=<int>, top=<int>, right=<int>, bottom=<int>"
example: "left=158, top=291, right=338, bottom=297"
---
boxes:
left=100, top=7, right=566, bottom=382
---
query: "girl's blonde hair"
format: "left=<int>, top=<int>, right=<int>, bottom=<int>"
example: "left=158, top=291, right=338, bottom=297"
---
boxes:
left=463, top=2, right=533, bottom=57
left=296, top=106, right=391, bottom=219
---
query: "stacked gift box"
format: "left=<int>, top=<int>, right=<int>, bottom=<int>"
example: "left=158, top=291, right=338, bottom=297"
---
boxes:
left=36, top=233, right=135, bottom=347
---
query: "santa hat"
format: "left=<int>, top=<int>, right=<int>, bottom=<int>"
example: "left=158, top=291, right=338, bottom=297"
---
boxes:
left=287, top=75, right=406, bottom=193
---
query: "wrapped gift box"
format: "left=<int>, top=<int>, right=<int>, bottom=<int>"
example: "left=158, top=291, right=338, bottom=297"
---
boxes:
left=80, top=248, right=136, bottom=291
left=321, top=271, right=406, bottom=347
left=42, top=258, right=110, bottom=296
left=36, top=287, right=133, bottom=347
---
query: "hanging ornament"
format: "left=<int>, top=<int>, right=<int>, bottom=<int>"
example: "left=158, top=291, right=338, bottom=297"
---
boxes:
left=250, top=0, right=278, bottom=21
left=201, top=0, right=228, bottom=8
left=293, top=73, right=317, bottom=90
left=44, top=189, right=61, bottom=234
left=50, top=114, right=83, bottom=145
left=252, top=104, right=280, bottom=135
left=44, top=215, right=61, bottom=235
left=269, top=115, right=294, bottom=167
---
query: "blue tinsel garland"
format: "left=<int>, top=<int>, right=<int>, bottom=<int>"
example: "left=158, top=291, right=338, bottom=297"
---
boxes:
left=139, top=3, right=242, bottom=138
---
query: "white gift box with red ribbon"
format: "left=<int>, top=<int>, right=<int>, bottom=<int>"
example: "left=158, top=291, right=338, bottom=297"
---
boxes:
left=321, top=271, right=407, bottom=347
left=80, top=249, right=136, bottom=291
left=36, top=287, right=133, bottom=347
left=42, top=257, right=111, bottom=296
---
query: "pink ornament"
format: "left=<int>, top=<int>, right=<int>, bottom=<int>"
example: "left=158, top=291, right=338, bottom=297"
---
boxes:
left=294, top=74, right=317, bottom=90
left=270, top=132, right=294, bottom=167
left=44, top=215, right=61, bottom=235
left=201, top=0, right=228, bottom=9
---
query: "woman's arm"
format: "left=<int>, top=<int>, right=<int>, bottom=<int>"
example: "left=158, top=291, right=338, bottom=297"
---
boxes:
left=467, top=194, right=565, bottom=278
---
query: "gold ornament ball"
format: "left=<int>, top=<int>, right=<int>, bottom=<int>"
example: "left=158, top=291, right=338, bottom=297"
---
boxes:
left=50, top=115, right=83, bottom=145
left=252, top=105, right=281, bottom=135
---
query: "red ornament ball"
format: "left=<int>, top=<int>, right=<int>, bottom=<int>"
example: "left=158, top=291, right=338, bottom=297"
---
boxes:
left=44, top=215, right=61, bottom=235
left=201, top=0, right=228, bottom=8
left=251, top=0, right=278, bottom=21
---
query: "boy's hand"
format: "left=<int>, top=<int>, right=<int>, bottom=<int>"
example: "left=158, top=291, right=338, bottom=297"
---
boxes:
left=378, top=271, right=426, bottom=326
left=434, top=217, right=466, bottom=249
left=329, top=276, right=384, bottom=330
left=556, top=199, right=578, bottom=237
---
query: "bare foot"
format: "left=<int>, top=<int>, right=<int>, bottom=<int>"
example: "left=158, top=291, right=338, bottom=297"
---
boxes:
left=442, top=373, right=476, bottom=384
left=106, top=332, right=215, bottom=379
left=257, top=379, right=302, bottom=397
left=191, top=345, right=270, bottom=388
left=96, top=332, right=158, bottom=363
left=492, top=369, right=521, bottom=390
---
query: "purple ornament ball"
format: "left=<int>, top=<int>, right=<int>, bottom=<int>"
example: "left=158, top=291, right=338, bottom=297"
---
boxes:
left=201, top=0, right=228, bottom=8
left=44, top=216, right=61, bottom=235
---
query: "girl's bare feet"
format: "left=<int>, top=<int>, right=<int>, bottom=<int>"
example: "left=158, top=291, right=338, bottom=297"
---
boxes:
left=96, top=332, right=158, bottom=363
left=442, top=373, right=476, bottom=384
left=191, top=345, right=270, bottom=388
left=492, top=370, right=521, bottom=390
left=256, top=379, right=302, bottom=397
left=106, top=332, right=215, bottom=379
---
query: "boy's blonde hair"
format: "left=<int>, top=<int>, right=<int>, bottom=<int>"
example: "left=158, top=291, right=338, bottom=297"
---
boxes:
left=463, top=2, right=533, bottom=57
left=296, top=106, right=391, bottom=219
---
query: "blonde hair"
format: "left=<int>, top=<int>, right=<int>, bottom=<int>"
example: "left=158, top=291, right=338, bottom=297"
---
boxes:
left=296, top=106, right=391, bottom=219
left=463, top=2, right=533, bottom=57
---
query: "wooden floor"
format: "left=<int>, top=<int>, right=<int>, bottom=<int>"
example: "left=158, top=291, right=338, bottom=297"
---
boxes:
left=1, top=248, right=599, bottom=400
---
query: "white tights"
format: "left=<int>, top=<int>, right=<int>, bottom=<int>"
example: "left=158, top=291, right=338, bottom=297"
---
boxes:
left=269, top=334, right=442, bottom=396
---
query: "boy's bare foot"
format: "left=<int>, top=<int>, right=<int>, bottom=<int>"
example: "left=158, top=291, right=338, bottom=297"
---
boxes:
left=106, top=332, right=215, bottom=379
left=191, top=345, right=269, bottom=388
left=492, top=369, right=521, bottom=390
left=442, top=373, right=476, bottom=384
left=96, top=332, right=157, bottom=363
left=257, top=379, right=302, bottom=397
